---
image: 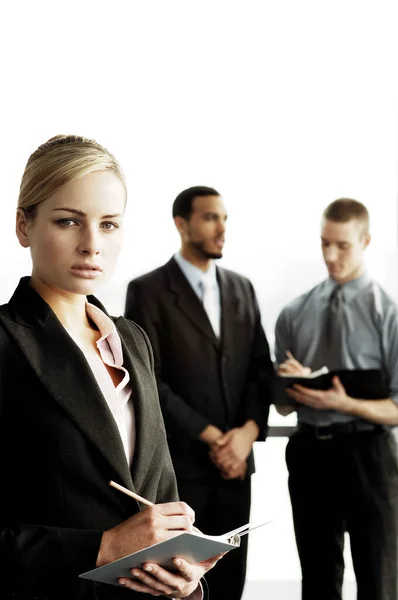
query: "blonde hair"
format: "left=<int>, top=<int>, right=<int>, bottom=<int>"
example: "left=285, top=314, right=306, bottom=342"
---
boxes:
left=18, top=135, right=126, bottom=217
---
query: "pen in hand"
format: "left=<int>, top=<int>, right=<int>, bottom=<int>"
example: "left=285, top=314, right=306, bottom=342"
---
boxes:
left=109, top=480, right=154, bottom=507
left=109, top=480, right=250, bottom=544
left=109, top=480, right=205, bottom=537
left=286, top=350, right=302, bottom=366
left=280, top=351, right=312, bottom=376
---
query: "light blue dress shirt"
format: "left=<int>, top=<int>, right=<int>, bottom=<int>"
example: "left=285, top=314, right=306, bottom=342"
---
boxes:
left=173, top=252, right=221, bottom=334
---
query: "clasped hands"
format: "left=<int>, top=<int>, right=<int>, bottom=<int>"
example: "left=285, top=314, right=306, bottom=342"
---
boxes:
left=97, top=501, right=222, bottom=597
left=201, top=422, right=257, bottom=480
left=210, top=428, right=250, bottom=480
left=278, top=351, right=352, bottom=412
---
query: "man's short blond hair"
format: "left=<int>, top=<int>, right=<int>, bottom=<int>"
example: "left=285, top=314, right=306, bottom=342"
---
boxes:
left=323, top=198, right=370, bottom=235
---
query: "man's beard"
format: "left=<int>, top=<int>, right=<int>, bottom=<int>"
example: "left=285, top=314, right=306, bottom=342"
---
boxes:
left=190, top=240, right=223, bottom=260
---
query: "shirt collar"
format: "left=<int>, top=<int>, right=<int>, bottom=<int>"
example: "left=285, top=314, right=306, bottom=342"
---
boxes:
left=85, top=302, right=124, bottom=365
left=174, top=252, right=218, bottom=293
left=321, top=271, right=372, bottom=302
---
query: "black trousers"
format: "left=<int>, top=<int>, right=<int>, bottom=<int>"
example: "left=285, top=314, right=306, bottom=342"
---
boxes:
left=177, top=475, right=251, bottom=600
left=286, top=427, right=398, bottom=600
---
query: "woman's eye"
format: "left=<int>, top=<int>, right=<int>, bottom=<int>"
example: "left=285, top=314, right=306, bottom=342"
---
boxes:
left=101, top=222, right=119, bottom=230
left=56, top=218, right=77, bottom=227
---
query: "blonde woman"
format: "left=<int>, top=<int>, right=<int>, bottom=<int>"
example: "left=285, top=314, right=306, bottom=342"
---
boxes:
left=0, top=135, right=218, bottom=600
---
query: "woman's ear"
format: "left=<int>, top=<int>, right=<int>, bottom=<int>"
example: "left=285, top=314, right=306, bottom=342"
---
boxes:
left=16, top=209, right=31, bottom=248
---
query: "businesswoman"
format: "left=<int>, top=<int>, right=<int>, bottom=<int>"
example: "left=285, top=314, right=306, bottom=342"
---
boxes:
left=0, top=135, right=216, bottom=600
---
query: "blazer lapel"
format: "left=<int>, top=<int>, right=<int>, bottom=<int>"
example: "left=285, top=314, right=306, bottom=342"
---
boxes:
left=217, top=267, right=240, bottom=353
left=114, top=317, right=162, bottom=490
left=165, top=258, right=219, bottom=346
left=1, top=279, right=134, bottom=491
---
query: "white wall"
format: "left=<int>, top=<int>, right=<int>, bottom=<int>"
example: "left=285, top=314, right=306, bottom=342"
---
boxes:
left=1, top=1, right=397, bottom=315
left=1, top=0, right=397, bottom=588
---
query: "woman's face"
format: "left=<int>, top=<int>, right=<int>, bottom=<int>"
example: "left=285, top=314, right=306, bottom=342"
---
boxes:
left=17, top=169, right=126, bottom=296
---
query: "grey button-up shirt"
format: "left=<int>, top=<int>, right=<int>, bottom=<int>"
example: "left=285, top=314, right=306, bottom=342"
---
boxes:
left=275, top=273, right=398, bottom=425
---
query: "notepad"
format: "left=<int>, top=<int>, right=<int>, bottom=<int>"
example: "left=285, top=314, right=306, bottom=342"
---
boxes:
left=79, top=522, right=270, bottom=587
left=278, top=366, right=329, bottom=379
left=273, top=369, right=388, bottom=405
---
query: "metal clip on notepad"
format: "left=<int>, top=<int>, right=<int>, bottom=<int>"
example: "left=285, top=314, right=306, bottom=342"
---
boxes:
left=225, top=521, right=271, bottom=546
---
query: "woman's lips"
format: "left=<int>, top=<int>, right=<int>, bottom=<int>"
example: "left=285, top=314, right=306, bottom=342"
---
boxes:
left=70, top=265, right=102, bottom=279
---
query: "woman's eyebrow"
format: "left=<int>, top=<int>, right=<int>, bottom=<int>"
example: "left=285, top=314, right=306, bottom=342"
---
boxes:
left=52, top=208, right=123, bottom=219
left=52, top=207, right=86, bottom=216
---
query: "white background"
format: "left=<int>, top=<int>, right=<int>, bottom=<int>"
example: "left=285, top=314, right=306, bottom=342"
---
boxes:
left=1, top=1, right=397, bottom=591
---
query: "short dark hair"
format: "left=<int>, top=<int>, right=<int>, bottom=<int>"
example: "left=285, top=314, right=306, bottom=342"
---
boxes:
left=172, top=186, right=220, bottom=219
left=323, top=198, right=370, bottom=234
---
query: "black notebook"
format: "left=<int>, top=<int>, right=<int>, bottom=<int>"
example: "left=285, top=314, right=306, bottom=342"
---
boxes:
left=273, top=368, right=388, bottom=406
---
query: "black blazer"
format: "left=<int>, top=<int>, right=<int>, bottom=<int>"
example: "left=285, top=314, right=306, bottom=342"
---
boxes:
left=0, top=278, right=178, bottom=600
left=125, top=258, right=274, bottom=480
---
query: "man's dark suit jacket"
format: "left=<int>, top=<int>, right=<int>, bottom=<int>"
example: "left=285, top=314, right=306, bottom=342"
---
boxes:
left=0, top=278, right=178, bottom=600
left=125, top=258, right=274, bottom=480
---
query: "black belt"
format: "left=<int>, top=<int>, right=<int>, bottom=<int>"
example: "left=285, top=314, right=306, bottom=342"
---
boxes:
left=297, top=420, right=380, bottom=440
left=7, top=594, right=49, bottom=600
left=7, top=596, right=47, bottom=600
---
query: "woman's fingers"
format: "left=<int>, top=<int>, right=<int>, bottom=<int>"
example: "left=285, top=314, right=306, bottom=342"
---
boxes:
left=120, top=563, right=199, bottom=598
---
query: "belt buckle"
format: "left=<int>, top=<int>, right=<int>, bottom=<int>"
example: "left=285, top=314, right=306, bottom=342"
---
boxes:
left=315, top=423, right=333, bottom=440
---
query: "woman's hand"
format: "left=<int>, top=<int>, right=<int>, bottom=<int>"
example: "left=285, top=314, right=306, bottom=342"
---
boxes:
left=118, top=554, right=223, bottom=597
left=97, top=502, right=195, bottom=568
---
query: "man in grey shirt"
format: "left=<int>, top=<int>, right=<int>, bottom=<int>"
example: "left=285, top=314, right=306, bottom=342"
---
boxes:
left=275, top=198, right=398, bottom=600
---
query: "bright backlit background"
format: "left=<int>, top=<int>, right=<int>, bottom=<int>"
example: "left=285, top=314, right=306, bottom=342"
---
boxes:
left=1, top=1, right=397, bottom=595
